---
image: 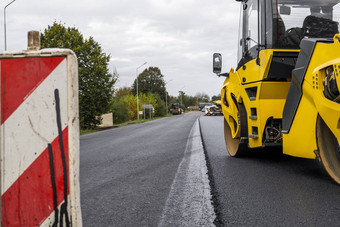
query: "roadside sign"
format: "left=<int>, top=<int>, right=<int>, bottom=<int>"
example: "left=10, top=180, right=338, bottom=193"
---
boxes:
left=0, top=48, right=81, bottom=226
left=142, top=104, right=154, bottom=119
left=142, top=104, right=153, bottom=109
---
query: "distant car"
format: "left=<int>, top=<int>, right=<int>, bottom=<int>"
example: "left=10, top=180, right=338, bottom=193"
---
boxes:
left=170, top=103, right=183, bottom=115
left=205, top=105, right=222, bottom=116
left=199, top=103, right=213, bottom=111
left=204, top=105, right=215, bottom=115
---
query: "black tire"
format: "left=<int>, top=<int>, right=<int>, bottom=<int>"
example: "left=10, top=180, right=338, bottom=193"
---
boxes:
left=224, top=102, right=249, bottom=157
left=317, top=115, right=340, bottom=184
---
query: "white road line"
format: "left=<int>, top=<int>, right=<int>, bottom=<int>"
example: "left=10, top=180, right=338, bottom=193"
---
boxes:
left=158, top=118, right=216, bottom=227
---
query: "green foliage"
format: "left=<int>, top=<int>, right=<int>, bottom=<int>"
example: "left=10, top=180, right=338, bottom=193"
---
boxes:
left=112, top=92, right=162, bottom=123
left=167, top=91, right=211, bottom=110
left=139, top=93, right=158, bottom=119
left=41, top=21, right=116, bottom=129
left=112, top=97, right=129, bottom=124
left=41, top=22, right=84, bottom=56
left=178, top=91, right=186, bottom=110
left=195, top=92, right=210, bottom=103
left=211, top=94, right=221, bottom=102
left=132, top=67, right=166, bottom=101
left=150, top=93, right=165, bottom=117
left=123, top=95, right=137, bottom=120
left=115, top=87, right=132, bottom=99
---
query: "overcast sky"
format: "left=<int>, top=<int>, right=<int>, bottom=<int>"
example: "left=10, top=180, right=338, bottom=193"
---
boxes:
left=1, top=0, right=240, bottom=98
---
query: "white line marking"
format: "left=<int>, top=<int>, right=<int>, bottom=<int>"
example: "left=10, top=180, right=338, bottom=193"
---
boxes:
left=159, top=118, right=216, bottom=227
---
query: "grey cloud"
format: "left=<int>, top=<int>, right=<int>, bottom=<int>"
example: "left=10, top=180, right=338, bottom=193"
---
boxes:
left=2, top=0, right=240, bottom=97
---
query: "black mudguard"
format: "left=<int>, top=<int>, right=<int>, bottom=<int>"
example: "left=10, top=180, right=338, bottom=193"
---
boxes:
left=282, top=38, right=332, bottom=134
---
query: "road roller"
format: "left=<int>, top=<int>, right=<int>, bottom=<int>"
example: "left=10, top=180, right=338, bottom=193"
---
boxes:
left=213, top=0, right=340, bottom=184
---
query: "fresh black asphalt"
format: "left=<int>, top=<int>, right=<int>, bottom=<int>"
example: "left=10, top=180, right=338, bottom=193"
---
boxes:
left=80, top=112, right=200, bottom=226
left=200, top=115, right=340, bottom=227
left=79, top=112, right=340, bottom=227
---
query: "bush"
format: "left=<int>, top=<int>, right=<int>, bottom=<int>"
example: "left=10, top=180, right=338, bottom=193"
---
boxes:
left=112, top=98, right=129, bottom=124
left=151, top=93, right=166, bottom=117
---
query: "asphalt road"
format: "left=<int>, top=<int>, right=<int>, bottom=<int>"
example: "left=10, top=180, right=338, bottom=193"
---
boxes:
left=200, top=115, right=340, bottom=227
left=80, top=112, right=340, bottom=227
left=80, top=111, right=210, bottom=227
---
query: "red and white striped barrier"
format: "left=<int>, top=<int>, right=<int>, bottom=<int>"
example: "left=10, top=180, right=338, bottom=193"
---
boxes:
left=0, top=48, right=81, bottom=226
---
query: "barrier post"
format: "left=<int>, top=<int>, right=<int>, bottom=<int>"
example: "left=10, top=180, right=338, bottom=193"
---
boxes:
left=0, top=31, right=82, bottom=226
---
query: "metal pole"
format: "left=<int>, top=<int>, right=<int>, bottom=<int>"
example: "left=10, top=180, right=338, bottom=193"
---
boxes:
left=164, top=80, right=172, bottom=115
left=4, top=0, right=16, bottom=51
left=136, top=62, right=147, bottom=120
left=179, top=91, right=183, bottom=107
left=4, top=7, right=6, bottom=50
left=136, top=68, right=138, bottom=120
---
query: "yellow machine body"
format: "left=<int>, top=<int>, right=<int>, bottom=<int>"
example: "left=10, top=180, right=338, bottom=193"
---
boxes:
left=221, top=35, right=340, bottom=159
left=216, top=0, right=340, bottom=184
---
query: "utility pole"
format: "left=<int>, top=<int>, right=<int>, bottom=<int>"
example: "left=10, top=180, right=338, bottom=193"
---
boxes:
left=164, top=79, right=172, bottom=115
left=179, top=91, right=184, bottom=108
left=4, top=0, right=16, bottom=51
left=136, top=62, right=147, bottom=120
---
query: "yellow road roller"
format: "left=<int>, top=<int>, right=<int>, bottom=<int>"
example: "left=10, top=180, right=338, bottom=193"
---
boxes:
left=213, top=0, right=340, bottom=184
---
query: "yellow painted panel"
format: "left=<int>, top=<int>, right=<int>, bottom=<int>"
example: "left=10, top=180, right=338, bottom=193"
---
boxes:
left=283, top=82, right=317, bottom=159
left=259, top=82, right=290, bottom=100
left=241, top=82, right=290, bottom=148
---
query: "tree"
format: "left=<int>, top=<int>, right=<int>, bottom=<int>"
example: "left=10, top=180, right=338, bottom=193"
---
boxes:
left=132, top=67, right=166, bottom=101
left=184, top=95, right=197, bottom=107
left=211, top=94, right=221, bottom=102
left=178, top=91, right=185, bottom=109
left=41, top=21, right=116, bottom=129
left=112, top=92, right=160, bottom=122
left=168, top=92, right=210, bottom=110
left=112, top=97, right=129, bottom=124
left=195, top=92, right=210, bottom=103
left=150, top=93, right=165, bottom=117
left=115, top=87, right=132, bottom=99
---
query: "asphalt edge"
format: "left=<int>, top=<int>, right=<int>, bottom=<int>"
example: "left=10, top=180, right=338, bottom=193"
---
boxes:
left=198, top=116, right=225, bottom=227
left=158, top=117, right=216, bottom=226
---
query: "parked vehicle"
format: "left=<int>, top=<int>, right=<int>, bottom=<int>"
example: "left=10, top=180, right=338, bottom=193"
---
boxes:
left=199, top=102, right=213, bottom=111
left=170, top=103, right=183, bottom=115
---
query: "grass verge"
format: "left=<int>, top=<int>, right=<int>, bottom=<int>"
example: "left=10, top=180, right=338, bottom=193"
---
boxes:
left=80, top=113, right=175, bottom=135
